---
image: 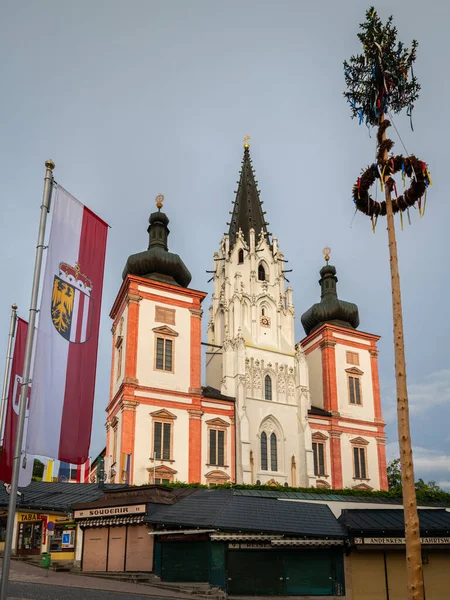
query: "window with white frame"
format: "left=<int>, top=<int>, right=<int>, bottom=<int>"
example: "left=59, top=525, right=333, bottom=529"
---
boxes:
left=264, top=375, right=272, bottom=400
left=351, top=438, right=369, bottom=479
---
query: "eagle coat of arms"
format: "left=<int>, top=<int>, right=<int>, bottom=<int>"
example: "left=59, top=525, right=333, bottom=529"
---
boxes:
left=51, top=262, right=93, bottom=343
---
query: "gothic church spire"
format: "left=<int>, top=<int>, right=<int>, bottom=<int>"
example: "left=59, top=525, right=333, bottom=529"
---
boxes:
left=228, top=140, right=270, bottom=249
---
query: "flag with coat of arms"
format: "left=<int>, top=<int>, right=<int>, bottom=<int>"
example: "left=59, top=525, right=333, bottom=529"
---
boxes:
left=26, top=186, right=108, bottom=464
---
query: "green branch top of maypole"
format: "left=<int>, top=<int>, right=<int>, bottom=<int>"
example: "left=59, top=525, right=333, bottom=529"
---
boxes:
left=344, top=6, right=432, bottom=227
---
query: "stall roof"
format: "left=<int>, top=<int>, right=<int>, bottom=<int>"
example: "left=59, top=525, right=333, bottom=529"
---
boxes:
left=146, top=489, right=347, bottom=538
left=0, top=482, right=126, bottom=513
left=339, top=509, right=450, bottom=535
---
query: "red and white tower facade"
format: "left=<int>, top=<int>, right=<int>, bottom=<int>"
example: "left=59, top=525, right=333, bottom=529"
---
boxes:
left=300, top=250, right=388, bottom=490
left=105, top=196, right=235, bottom=486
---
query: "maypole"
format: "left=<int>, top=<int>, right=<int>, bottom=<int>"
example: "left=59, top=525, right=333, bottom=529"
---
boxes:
left=344, top=8, right=431, bottom=600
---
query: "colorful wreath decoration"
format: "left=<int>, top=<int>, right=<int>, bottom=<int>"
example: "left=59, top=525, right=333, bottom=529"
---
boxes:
left=352, top=120, right=432, bottom=223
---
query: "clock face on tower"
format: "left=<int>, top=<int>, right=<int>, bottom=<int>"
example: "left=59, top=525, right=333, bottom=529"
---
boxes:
left=260, top=315, right=271, bottom=328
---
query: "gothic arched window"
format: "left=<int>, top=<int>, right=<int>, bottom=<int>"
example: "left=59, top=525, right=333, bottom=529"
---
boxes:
left=260, top=432, right=268, bottom=470
left=270, top=433, right=278, bottom=471
left=264, top=375, right=272, bottom=401
left=238, top=249, right=244, bottom=264
left=258, top=263, right=266, bottom=281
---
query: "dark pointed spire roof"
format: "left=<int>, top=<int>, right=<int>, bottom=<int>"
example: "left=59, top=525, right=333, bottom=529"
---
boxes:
left=228, top=142, right=270, bottom=249
left=301, top=258, right=360, bottom=336
left=122, top=196, right=192, bottom=288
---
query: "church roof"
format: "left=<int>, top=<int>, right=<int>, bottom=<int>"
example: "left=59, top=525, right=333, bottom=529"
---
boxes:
left=122, top=199, right=192, bottom=288
left=301, top=262, right=360, bottom=336
left=228, top=144, right=270, bottom=250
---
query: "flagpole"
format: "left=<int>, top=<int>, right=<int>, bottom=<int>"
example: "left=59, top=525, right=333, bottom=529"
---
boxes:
left=0, top=160, right=55, bottom=600
left=0, top=305, right=18, bottom=443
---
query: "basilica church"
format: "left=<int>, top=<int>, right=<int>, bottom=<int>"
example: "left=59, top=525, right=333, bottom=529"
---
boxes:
left=105, top=142, right=388, bottom=491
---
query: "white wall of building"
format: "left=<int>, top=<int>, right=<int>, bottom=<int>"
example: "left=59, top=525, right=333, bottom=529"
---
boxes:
left=305, top=346, right=324, bottom=410
left=335, top=342, right=375, bottom=422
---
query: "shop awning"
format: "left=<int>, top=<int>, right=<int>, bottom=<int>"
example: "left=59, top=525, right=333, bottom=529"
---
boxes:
left=272, top=539, right=344, bottom=547
left=211, top=533, right=283, bottom=541
left=78, top=515, right=145, bottom=527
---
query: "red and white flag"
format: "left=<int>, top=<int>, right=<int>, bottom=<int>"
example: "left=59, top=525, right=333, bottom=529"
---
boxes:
left=26, top=186, right=108, bottom=464
left=0, top=318, right=33, bottom=486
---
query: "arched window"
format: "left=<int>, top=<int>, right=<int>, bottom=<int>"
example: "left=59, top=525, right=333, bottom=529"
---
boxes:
left=261, top=307, right=265, bottom=316
left=264, top=375, right=272, bottom=401
left=238, top=249, right=244, bottom=264
left=270, top=433, right=278, bottom=471
left=258, top=263, right=266, bottom=281
left=260, top=432, right=268, bottom=470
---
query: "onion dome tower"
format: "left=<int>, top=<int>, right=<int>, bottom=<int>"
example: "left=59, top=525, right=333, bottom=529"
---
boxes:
left=301, top=248, right=360, bottom=335
left=122, top=194, right=192, bottom=287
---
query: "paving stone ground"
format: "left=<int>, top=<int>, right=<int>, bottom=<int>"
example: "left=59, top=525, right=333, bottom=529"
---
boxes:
left=0, top=559, right=193, bottom=599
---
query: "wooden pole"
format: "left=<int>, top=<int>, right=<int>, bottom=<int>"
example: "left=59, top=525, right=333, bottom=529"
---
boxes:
left=380, top=113, right=424, bottom=600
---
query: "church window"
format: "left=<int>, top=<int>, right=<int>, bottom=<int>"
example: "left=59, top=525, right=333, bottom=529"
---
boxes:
left=264, top=375, right=272, bottom=400
left=155, top=306, right=176, bottom=325
left=348, top=375, right=362, bottom=405
left=238, top=249, right=244, bottom=264
left=261, top=307, right=265, bottom=316
left=270, top=433, right=278, bottom=471
left=346, top=351, right=359, bottom=365
left=153, top=421, right=172, bottom=460
left=260, top=432, right=268, bottom=470
left=148, top=464, right=177, bottom=484
left=353, top=445, right=368, bottom=479
left=155, top=337, right=173, bottom=372
left=312, top=442, right=326, bottom=476
left=111, top=419, right=119, bottom=466
left=116, top=340, right=123, bottom=380
left=258, top=263, right=266, bottom=281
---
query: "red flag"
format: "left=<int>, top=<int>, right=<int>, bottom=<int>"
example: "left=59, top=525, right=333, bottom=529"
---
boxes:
left=0, top=318, right=28, bottom=484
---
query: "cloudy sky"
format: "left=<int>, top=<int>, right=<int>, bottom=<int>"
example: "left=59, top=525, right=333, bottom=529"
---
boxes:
left=1, top=0, right=449, bottom=488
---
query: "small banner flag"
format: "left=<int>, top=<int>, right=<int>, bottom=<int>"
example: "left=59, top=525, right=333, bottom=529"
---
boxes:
left=0, top=318, right=33, bottom=486
left=26, top=186, right=108, bottom=464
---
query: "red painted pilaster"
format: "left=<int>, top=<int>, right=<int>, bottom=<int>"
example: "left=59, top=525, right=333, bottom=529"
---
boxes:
left=370, top=349, right=383, bottom=422
left=330, top=430, right=343, bottom=489
left=125, top=285, right=141, bottom=382
left=189, top=307, right=203, bottom=393
left=188, top=409, right=203, bottom=483
left=230, top=415, right=236, bottom=483
left=321, top=336, right=338, bottom=413
left=377, top=436, right=388, bottom=490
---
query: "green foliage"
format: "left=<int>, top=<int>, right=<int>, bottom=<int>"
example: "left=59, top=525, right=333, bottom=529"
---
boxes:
left=344, top=6, right=420, bottom=126
left=387, top=458, right=447, bottom=501
left=32, top=458, right=45, bottom=481
left=154, top=476, right=450, bottom=504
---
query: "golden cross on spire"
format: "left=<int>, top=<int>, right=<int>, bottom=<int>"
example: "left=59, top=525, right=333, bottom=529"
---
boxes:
left=243, top=134, right=250, bottom=148
left=323, top=246, right=331, bottom=264
left=155, top=194, right=164, bottom=210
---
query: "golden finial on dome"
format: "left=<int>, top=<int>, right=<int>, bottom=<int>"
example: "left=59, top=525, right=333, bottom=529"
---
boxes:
left=155, top=194, right=164, bottom=210
left=323, top=246, right=331, bottom=264
left=243, top=134, right=250, bottom=149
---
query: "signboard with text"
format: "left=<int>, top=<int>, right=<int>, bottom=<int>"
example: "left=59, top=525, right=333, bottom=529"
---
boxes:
left=74, top=504, right=146, bottom=519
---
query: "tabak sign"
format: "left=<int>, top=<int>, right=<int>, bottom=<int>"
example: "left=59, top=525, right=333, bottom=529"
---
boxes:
left=74, top=504, right=146, bottom=519
left=354, top=537, right=450, bottom=545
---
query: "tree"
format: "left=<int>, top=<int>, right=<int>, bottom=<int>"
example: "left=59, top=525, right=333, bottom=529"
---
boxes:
left=387, top=459, right=444, bottom=495
left=32, top=459, right=44, bottom=481
left=344, top=8, right=432, bottom=600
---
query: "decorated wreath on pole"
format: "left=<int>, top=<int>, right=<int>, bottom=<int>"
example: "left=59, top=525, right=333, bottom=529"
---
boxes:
left=344, top=6, right=432, bottom=228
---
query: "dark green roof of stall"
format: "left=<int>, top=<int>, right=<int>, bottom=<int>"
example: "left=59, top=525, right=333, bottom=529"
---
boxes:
left=339, top=509, right=450, bottom=534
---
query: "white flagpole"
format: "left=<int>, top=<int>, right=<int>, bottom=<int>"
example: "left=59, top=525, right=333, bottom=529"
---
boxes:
left=0, top=304, right=18, bottom=442
left=0, top=160, right=55, bottom=600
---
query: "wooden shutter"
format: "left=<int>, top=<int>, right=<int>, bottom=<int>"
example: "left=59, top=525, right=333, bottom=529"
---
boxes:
left=353, top=446, right=360, bottom=478
left=355, top=378, right=361, bottom=404
left=217, top=430, right=225, bottom=466
left=162, top=422, right=171, bottom=460
left=154, top=422, right=162, bottom=459
left=164, top=339, right=173, bottom=371
left=318, top=443, right=325, bottom=476
left=312, top=442, right=318, bottom=476
left=260, top=432, right=268, bottom=470
left=209, top=429, right=217, bottom=465
left=270, top=433, right=277, bottom=472
left=359, top=448, right=367, bottom=478
left=349, top=377, right=355, bottom=404
left=156, top=338, right=164, bottom=370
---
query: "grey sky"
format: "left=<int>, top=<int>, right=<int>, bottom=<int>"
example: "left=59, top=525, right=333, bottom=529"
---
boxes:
left=1, top=1, right=449, bottom=487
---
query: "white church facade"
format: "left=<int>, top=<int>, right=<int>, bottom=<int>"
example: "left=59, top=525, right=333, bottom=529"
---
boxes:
left=105, top=143, right=388, bottom=491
